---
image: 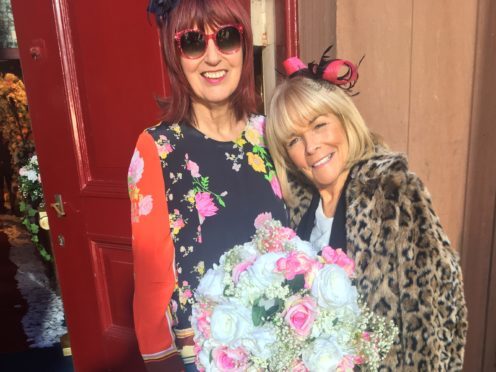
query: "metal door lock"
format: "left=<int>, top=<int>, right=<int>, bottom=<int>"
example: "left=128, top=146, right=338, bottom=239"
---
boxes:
left=51, top=194, right=66, bottom=217
left=58, top=234, right=65, bottom=247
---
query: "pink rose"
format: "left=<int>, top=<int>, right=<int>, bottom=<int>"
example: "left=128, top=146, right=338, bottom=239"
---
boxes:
left=276, top=251, right=322, bottom=288
left=291, top=359, right=309, bottom=372
left=276, top=251, right=314, bottom=280
left=138, top=195, right=153, bottom=216
left=195, top=192, right=218, bottom=222
left=194, top=342, right=206, bottom=372
left=337, top=355, right=356, bottom=372
left=195, top=308, right=212, bottom=338
left=270, top=175, right=282, bottom=199
left=354, top=355, right=365, bottom=365
left=260, top=226, right=297, bottom=252
left=284, top=295, right=318, bottom=338
left=232, top=257, right=256, bottom=283
left=302, top=260, right=323, bottom=289
left=276, top=251, right=311, bottom=280
left=212, top=346, right=249, bottom=371
left=321, top=246, right=355, bottom=277
left=254, top=212, right=273, bottom=228
left=187, top=159, right=200, bottom=177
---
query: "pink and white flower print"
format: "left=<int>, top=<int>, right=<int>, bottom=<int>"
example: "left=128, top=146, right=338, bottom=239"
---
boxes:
left=128, top=149, right=153, bottom=222
left=128, top=149, right=144, bottom=187
left=195, top=192, right=219, bottom=223
left=183, top=154, right=226, bottom=228
left=138, top=195, right=153, bottom=216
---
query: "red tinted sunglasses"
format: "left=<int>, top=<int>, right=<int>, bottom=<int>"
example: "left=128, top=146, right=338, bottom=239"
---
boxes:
left=175, top=24, right=244, bottom=59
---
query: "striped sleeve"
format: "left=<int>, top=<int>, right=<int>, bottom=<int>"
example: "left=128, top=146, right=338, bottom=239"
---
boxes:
left=128, top=131, right=181, bottom=368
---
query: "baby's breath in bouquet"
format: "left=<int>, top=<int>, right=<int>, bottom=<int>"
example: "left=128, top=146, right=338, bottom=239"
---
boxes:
left=191, top=214, right=397, bottom=371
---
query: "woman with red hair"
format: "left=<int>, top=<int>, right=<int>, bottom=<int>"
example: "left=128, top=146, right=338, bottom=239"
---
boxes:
left=128, top=1, right=287, bottom=370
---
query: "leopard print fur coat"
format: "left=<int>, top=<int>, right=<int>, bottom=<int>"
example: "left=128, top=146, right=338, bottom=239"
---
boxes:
left=290, top=148, right=468, bottom=371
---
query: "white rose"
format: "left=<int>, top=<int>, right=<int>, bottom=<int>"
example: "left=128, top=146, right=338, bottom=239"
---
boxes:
left=303, top=337, right=344, bottom=371
left=210, top=302, right=253, bottom=344
left=238, top=242, right=258, bottom=261
left=219, top=243, right=257, bottom=266
left=197, top=340, right=216, bottom=372
left=27, top=170, right=38, bottom=182
left=291, top=236, right=319, bottom=257
left=311, top=264, right=357, bottom=309
left=246, top=252, right=285, bottom=291
left=196, top=267, right=225, bottom=302
left=241, top=325, right=277, bottom=360
left=234, top=276, right=264, bottom=305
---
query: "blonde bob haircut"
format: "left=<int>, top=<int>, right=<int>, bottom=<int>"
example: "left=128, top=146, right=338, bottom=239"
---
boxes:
left=266, top=77, right=376, bottom=205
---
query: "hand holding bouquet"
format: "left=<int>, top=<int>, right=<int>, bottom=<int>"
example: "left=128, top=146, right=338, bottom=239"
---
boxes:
left=192, top=214, right=397, bottom=371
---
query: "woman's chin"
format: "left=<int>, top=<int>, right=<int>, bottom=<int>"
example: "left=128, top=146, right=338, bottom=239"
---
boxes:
left=195, top=94, right=233, bottom=108
left=312, top=172, right=346, bottom=192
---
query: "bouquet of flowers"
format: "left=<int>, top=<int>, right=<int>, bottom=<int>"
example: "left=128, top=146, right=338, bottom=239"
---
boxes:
left=19, top=155, right=43, bottom=202
left=19, top=155, right=51, bottom=262
left=191, top=214, right=397, bottom=371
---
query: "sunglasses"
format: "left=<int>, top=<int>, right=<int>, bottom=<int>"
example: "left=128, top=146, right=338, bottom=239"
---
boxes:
left=175, top=24, right=244, bottom=59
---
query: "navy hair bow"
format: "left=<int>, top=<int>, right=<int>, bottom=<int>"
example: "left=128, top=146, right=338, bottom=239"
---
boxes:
left=147, top=0, right=180, bottom=24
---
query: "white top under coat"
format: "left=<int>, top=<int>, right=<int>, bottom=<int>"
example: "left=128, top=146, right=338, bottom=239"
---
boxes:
left=310, top=198, right=334, bottom=250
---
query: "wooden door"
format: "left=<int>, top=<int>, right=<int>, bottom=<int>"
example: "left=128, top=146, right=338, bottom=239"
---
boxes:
left=11, top=0, right=254, bottom=371
left=11, top=0, right=167, bottom=370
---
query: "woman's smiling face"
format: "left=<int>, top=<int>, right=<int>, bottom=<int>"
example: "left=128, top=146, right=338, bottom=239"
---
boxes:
left=286, top=113, right=349, bottom=191
left=179, top=24, right=243, bottom=107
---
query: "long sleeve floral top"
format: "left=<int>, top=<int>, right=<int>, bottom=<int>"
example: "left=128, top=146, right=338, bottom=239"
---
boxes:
left=128, top=115, right=288, bottom=367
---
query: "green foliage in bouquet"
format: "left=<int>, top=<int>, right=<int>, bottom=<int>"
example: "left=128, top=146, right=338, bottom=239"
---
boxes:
left=19, top=155, right=51, bottom=262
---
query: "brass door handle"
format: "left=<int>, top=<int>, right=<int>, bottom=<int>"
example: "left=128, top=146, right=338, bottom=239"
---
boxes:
left=50, top=194, right=66, bottom=217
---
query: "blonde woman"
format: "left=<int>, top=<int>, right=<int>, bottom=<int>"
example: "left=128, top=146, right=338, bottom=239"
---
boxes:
left=266, top=53, right=467, bottom=370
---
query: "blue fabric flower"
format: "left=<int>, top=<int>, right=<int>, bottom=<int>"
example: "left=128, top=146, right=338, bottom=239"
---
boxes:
left=147, top=0, right=180, bottom=24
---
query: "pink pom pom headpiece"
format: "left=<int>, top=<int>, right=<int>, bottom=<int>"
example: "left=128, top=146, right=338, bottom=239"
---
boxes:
left=283, top=45, right=362, bottom=94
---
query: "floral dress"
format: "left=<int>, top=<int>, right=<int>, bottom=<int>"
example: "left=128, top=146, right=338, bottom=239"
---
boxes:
left=128, top=115, right=288, bottom=366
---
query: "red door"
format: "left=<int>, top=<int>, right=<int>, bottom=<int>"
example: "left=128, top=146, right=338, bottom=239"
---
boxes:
left=11, top=0, right=167, bottom=370
left=10, top=0, right=254, bottom=371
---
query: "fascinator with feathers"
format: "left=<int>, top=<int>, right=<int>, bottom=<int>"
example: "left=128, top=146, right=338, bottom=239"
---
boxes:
left=147, top=0, right=180, bottom=25
left=283, top=45, right=364, bottom=95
